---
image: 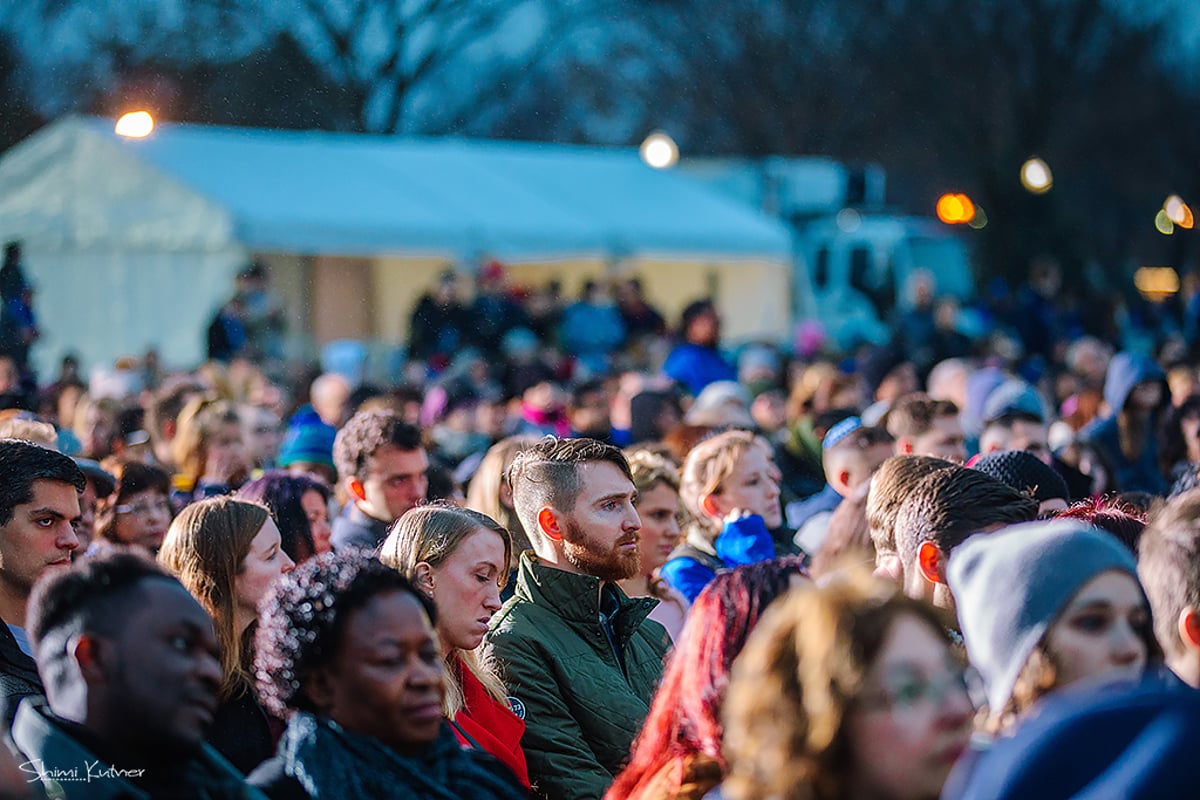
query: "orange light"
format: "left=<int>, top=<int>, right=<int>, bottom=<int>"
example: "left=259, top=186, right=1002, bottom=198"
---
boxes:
left=936, top=193, right=976, bottom=224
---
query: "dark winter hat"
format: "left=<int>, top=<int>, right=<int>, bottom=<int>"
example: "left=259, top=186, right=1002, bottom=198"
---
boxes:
left=971, top=450, right=1068, bottom=505
left=948, top=519, right=1141, bottom=713
left=277, top=423, right=336, bottom=472
left=72, top=458, right=116, bottom=499
left=950, top=681, right=1200, bottom=800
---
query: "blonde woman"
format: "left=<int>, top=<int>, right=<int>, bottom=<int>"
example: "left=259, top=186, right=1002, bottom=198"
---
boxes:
left=464, top=435, right=538, bottom=569
left=171, top=394, right=251, bottom=505
left=619, top=449, right=690, bottom=641
left=660, top=430, right=784, bottom=602
left=159, top=496, right=295, bottom=775
left=378, top=504, right=529, bottom=788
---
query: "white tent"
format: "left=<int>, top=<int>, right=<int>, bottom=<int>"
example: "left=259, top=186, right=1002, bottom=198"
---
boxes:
left=0, top=116, right=795, bottom=375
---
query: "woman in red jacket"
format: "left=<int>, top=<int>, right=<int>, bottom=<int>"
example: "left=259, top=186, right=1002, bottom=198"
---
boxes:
left=379, top=503, right=529, bottom=788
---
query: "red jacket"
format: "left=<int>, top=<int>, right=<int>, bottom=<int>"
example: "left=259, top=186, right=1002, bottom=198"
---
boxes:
left=453, top=661, right=530, bottom=789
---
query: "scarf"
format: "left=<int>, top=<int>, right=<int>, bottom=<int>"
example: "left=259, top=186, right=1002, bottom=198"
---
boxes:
left=279, top=712, right=527, bottom=800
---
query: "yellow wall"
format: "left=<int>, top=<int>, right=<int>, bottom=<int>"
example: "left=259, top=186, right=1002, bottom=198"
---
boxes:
left=302, top=252, right=792, bottom=348
left=621, top=256, right=792, bottom=342
left=372, top=256, right=456, bottom=344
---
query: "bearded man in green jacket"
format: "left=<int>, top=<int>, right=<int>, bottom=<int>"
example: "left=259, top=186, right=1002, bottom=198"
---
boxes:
left=484, top=437, right=669, bottom=800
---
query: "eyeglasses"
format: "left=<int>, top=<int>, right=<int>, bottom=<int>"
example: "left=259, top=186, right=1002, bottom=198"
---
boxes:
left=115, top=500, right=172, bottom=517
left=859, top=663, right=977, bottom=715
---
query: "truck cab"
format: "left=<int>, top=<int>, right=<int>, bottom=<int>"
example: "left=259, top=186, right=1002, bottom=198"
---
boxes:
left=681, top=156, right=973, bottom=349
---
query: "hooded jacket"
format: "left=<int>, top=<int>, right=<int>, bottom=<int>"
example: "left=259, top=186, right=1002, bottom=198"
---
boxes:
left=1080, top=351, right=1167, bottom=495
left=482, top=554, right=669, bottom=800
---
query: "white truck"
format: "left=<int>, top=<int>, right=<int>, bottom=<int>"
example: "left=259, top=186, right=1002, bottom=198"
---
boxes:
left=681, top=156, right=974, bottom=349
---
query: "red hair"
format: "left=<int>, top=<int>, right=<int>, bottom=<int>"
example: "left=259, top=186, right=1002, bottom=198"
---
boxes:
left=606, top=557, right=807, bottom=800
left=1055, top=495, right=1146, bottom=554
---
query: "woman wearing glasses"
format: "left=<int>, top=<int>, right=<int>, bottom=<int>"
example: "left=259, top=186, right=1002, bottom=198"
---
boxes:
left=720, top=574, right=973, bottom=800
left=90, top=459, right=173, bottom=555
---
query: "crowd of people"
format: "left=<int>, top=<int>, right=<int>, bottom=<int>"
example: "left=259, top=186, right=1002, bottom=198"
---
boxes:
left=0, top=258, right=1198, bottom=798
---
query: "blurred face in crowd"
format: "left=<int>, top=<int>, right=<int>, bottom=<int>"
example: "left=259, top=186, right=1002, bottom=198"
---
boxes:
left=427, top=528, right=505, bottom=651
left=1043, top=570, right=1149, bottom=690
left=846, top=614, right=974, bottom=800
left=554, top=461, right=641, bottom=582
left=243, top=406, right=284, bottom=469
left=204, top=421, right=250, bottom=483
left=633, top=481, right=682, bottom=576
left=308, top=591, right=444, bottom=756
left=300, top=490, right=333, bottom=555
left=569, top=388, right=611, bottom=439
left=707, top=444, right=783, bottom=529
left=114, top=488, right=172, bottom=552
left=909, top=415, right=966, bottom=464
left=358, top=445, right=429, bottom=523
left=1128, top=381, right=1163, bottom=412
left=687, top=308, right=720, bottom=348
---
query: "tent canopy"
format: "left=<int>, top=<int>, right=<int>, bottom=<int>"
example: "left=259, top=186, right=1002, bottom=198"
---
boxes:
left=0, top=116, right=793, bottom=260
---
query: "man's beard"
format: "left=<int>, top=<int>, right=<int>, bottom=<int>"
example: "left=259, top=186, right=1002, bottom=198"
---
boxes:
left=561, top=518, right=640, bottom=582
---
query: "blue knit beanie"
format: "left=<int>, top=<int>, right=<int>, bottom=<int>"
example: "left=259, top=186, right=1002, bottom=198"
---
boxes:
left=947, top=519, right=1141, bottom=712
left=277, top=423, right=336, bottom=472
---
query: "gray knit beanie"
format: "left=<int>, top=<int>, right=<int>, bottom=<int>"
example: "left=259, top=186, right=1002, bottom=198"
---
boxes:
left=947, top=519, right=1141, bottom=712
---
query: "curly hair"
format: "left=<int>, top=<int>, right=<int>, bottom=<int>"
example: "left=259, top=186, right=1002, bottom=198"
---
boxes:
left=721, top=574, right=954, bottom=800
left=332, top=409, right=423, bottom=483
left=679, top=430, right=759, bottom=537
left=255, top=549, right=436, bottom=718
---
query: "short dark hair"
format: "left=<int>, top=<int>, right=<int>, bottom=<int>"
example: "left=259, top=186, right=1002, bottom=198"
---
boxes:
left=0, top=439, right=85, bottom=525
left=894, top=466, right=1037, bottom=566
left=886, top=394, right=960, bottom=440
left=679, top=299, right=716, bottom=332
left=333, top=410, right=423, bottom=482
left=1139, top=489, right=1200, bottom=659
left=28, top=550, right=175, bottom=670
left=255, top=549, right=434, bottom=717
left=508, top=437, right=632, bottom=536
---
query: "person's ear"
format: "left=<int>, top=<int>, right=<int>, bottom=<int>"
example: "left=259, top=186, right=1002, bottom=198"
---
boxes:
left=72, top=634, right=105, bottom=683
left=413, top=562, right=436, bottom=597
left=835, top=469, right=852, bottom=495
left=1178, top=607, right=1200, bottom=651
left=917, top=541, right=946, bottom=585
left=305, top=666, right=336, bottom=713
left=498, top=482, right=514, bottom=511
left=700, top=492, right=724, bottom=520
left=537, top=507, right=562, bottom=542
left=347, top=477, right=366, bottom=503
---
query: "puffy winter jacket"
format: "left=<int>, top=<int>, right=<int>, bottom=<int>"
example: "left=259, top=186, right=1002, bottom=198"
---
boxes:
left=483, top=553, right=669, bottom=800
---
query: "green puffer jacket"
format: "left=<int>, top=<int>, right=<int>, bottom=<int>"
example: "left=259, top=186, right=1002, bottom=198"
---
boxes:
left=483, top=553, right=669, bottom=800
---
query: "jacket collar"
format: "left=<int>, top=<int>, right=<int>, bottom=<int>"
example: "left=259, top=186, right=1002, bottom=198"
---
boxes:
left=513, top=553, right=656, bottom=638
left=11, top=697, right=263, bottom=800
